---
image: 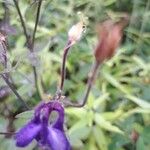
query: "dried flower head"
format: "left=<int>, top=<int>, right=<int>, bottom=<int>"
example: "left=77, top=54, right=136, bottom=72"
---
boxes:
left=94, top=18, right=128, bottom=63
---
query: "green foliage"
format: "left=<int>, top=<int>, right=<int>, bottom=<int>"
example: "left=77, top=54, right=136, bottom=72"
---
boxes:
left=0, top=0, right=150, bottom=150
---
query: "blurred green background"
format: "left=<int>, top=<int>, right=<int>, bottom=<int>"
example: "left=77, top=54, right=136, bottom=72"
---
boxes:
left=0, top=0, right=150, bottom=150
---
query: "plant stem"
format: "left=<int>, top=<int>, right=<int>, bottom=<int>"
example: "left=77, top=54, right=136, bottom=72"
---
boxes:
left=1, top=75, right=29, bottom=110
left=0, top=39, right=29, bottom=110
left=33, top=66, right=41, bottom=98
left=53, top=41, right=72, bottom=100
left=64, top=61, right=100, bottom=107
left=13, top=0, right=43, bottom=99
left=13, top=0, right=30, bottom=48
left=31, top=0, right=42, bottom=50
left=31, top=0, right=43, bottom=99
left=0, top=132, right=15, bottom=135
left=60, top=40, right=72, bottom=91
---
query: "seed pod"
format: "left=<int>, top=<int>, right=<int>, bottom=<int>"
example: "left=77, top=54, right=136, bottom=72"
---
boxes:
left=68, top=21, right=85, bottom=44
left=94, top=18, right=128, bottom=63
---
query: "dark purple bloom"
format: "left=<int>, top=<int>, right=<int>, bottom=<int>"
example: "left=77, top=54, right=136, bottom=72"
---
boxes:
left=15, top=101, right=71, bottom=150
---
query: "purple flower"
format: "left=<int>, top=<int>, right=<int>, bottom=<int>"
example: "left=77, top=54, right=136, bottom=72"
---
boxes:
left=15, top=101, right=71, bottom=150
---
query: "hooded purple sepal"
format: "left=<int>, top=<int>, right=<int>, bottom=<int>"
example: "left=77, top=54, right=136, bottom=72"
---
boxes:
left=15, top=101, right=71, bottom=149
left=15, top=119, right=42, bottom=147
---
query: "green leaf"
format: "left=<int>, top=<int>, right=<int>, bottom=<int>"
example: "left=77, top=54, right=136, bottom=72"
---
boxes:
left=102, top=71, right=129, bottom=94
left=108, top=134, right=130, bottom=150
left=120, top=107, right=150, bottom=120
left=94, top=113, right=124, bottom=134
left=136, top=137, right=146, bottom=150
left=69, top=119, right=88, bottom=136
left=69, top=119, right=91, bottom=148
left=0, top=138, right=36, bottom=150
left=15, top=110, right=34, bottom=119
left=87, top=93, right=95, bottom=108
left=126, top=95, right=150, bottom=109
left=15, top=110, right=34, bottom=129
left=136, top=126, right=150, bottom=150
left=93, top=126, right=108, bottom=150
left=102, top=109, right=124, bottom=122
left=93, top=93, right=109, bottom=110
left=65, top=108, right=86, bottom=119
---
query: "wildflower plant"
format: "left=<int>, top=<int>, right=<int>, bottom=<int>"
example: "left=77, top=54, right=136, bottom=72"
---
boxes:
left=0, top=1, right=141, bottom=150
left=14, top=19, right=87, bottom=149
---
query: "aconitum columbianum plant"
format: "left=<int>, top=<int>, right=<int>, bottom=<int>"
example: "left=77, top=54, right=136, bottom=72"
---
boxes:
left=0, top=1, right=128, bottom=149
left=15, top=21, right=86, bottom=150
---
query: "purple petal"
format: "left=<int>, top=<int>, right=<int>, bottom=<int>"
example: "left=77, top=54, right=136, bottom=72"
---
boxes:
left=34, top=102, right=46, bottom=118
left=47, top=127, right=71, bottom=150
left=49, top=101, right=65, bottom=131
left=15, top=120, right=42, bottom=147
left=36, top=122, right=48, bottom=146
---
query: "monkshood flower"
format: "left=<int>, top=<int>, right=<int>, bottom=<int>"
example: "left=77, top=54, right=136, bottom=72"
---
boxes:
left=15, top=101, right=71, bottom=150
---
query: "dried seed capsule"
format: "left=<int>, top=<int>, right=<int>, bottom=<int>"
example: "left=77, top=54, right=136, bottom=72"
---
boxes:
left=94, top=18, right=128, bottom=63
left=68, top=21, right=85, bottom=44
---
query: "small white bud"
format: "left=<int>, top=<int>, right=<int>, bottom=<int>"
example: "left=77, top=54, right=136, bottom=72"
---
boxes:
left=68, top=21, right=85, bottom=44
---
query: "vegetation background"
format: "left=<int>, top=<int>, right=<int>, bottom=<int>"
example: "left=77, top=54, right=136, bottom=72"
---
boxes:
left=0, top=0, right=150, bottom=150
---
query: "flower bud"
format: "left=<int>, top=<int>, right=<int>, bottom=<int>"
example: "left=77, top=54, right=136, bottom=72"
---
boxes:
left=68, top=21, right=85, bottom=44
left=94, top=19, right=127, bottom=63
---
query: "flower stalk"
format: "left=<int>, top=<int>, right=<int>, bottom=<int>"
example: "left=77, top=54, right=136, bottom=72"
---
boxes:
left=63, top=61, right=100, bottom=107
left=57, top=21, right=85, bottom=98
left=59, top=40, right=72, bottom=92
left=64, top=18, right=128, bottom=107
left=13, top=0, right=43, bottom=99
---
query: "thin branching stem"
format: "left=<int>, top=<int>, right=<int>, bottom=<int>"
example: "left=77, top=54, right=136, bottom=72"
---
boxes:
left=31, top=0, right=43, bottom=99
left=60, top=40, right=72, bottom=91
left=13, top=0, right=43, bottom=99
left=0, top=132, right=15, bottom=135
left=13, top=0, right=29, bottom=48
left=0, top=37, right=29, bottom=110
left=32, top=66, right=41, bottom=98
left=1, top=75, right=29, bottom=110
left=64, top=61, right=100, bottom=107
left=31, top=0, right=42, bottom=50
left=53, top=41, right=72, bottom=100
